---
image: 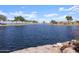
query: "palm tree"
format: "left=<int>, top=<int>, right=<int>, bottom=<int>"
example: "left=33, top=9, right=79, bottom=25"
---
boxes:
left=65, top=16, right=73, bottom=24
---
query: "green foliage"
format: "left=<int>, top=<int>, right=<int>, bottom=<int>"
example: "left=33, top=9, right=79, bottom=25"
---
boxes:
left=76, top=21, right=79, bottom=24
left=65, top=16, right=73, bottom=24
left=0, top=15, right=7, bottom=21
left=14, top=16, right=25, bottom=21
left=50, top=20, right=57, bottom=24
left=32, top=20, right=38, bottom=23
left=25, top=20, right=38, bottom=23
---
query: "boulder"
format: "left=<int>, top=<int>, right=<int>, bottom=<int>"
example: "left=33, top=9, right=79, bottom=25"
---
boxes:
left=73, top=41, right=79, bottom=52
left=63, top=47, right=76, bottom=53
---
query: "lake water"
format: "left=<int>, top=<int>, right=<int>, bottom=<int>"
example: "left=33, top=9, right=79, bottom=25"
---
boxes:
left=0, top=24, right=79, bottom=52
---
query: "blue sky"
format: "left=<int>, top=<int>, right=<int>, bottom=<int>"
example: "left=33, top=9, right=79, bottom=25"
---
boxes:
left=0, top=5, right=79, bottom=22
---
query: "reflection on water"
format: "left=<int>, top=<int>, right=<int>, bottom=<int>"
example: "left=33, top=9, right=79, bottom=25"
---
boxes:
left=0, top=24, right=79, bottom=52
left=73, top=28, right=79, bottom=40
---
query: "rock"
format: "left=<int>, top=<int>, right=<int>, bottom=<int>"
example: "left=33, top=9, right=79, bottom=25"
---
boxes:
left=51, top=47, right=61, bottom=53
left=11, top=45, right=61, bottom=53
left=35, top=45, right=53, bottom=53
left=12, top=48, right=38, bottom=53
left=12, top=45, right=54, bottom=53
left=60, top=44, right=69, bottom=52
left=63, top=47, right=76, bottom=53
left=53, top=44, right=58, bottom=47
left=53, top=43, right=63, bottom=48
left=71, top=40, right=76, bottom=42
left=41, top=45, right=53, bottom=48
left=73, top=41, right=79, bottom=52
left=62, top=41, right=70, bottom=46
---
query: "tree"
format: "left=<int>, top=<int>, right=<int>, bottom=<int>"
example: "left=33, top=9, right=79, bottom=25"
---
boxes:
left=31, top=20, right=38, bottom=23
left=0, top=15, right=7, bottom=21
left=65, top=16, right=73, bottom=24
left=50, top=20, right=57, bottom=24
left=76, top=21, right=79, bottom=24
left=14, top=16, right=25, bottom=21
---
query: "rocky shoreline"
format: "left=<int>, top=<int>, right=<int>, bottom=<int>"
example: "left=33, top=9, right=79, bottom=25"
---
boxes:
left=12, top=40, right=79, bottom=53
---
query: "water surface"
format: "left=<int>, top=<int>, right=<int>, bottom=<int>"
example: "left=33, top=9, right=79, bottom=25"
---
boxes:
left=0, top=24, right=79, bottom=52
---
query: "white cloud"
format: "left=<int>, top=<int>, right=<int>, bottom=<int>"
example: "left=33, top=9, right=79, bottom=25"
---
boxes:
left=59, top=5, right=79, bottom=12
left=54, top=15, right=78, bottom=22
left=0, top=10, right=11, bottom=20
left=0, top=10, right=8, bottom=16
left=0, top=10, right=38, bottom=20
left=69, top=6, right=79, bottom=12
left=47, top=15, right=70, bottom=22
left=9, top=11, right=38, bottom=20
left=59, top=7, right=65, bottom=11
left=69, top=12, right=76, bottom=14
left=44, top=13, right=59, bottom=17
left=55, top=15, right=67, bottom=21
left=43, top=13, right=68, bottom=22
left=0, top=11, right=60, bottom=22
left=0, top=10, right=78, bottom=22
left=36, top=18, right=50, bottom=23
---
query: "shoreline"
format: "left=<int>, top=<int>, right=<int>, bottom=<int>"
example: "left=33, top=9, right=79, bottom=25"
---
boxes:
left=11, top=40, right=79, bottom=53
left=0, top=23, right=39, bottom=26
left=49, top=23, right=79, bottom=26
left=0, top=23, right=79, bottom=26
